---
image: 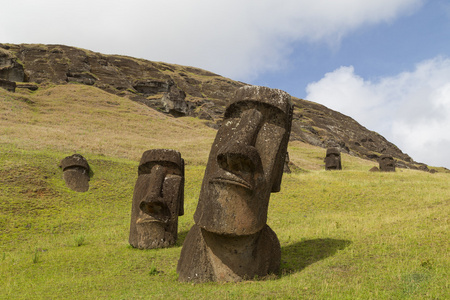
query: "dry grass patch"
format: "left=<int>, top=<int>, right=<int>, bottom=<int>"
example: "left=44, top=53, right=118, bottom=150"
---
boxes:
left=0, top=84, right=216, bottom=164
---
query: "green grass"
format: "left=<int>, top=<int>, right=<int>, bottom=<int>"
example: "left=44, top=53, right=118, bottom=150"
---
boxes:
left=0, top=144, right=448, bottom=299
left=0, top=84, right=449, bottom=299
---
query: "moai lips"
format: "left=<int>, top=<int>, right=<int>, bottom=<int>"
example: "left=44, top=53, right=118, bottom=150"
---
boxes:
left=129, top=149, right=184, bottom=249
left=60, top=154, right=90, bottom=192
left=177, top=86, right=293, bottom=282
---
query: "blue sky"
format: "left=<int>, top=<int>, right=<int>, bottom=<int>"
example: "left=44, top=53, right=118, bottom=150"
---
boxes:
left=2, top=0, right=450, bottom=168
left=254, top=0, right=450, bottom=98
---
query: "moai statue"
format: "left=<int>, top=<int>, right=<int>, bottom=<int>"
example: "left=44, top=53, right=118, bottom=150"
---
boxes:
left=60, top=154, right=90, bottom=192
left=325, top=147, right=342, bottom=170
left=177, top=86, right=293, bottom=282
left=129, top=149, right=184, bottom=249
left=379, top=154, right=395, bottom=172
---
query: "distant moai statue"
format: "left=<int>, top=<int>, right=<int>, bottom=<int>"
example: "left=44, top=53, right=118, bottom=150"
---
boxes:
left=379, top=154, right=395, bottom=172
left=177, top=86, right=293, bottom=282
left=129, top=149, right=184, bottom=249
left=325, top=147, right=342, bottom=170
left=60, top=154, right=90, bottom=192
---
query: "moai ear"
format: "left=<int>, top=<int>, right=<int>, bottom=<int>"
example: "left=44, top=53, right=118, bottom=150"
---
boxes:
left=271, top=104, right=293, bottom=192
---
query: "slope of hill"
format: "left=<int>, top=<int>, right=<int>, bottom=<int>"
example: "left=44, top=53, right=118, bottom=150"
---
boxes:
left=0, top=75, right=449, bottom=298
left=0, top=43, right=434, bottom=170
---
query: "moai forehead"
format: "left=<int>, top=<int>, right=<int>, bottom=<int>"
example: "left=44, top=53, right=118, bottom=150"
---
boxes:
left=226, top=85, right=293, bottom=118
left=138, top=149, right=183, bottom=175
left=380, top=154, right=394, bottom=161
left=60, top=154, right=90, bottom=172
left=326, top=147, right=340, bottom=156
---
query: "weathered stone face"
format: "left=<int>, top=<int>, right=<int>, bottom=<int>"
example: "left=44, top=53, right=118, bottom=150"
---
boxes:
left=59, top=154, right=90, bottom=192
left=129, top=149, right=184, bottom=249
left=325, top=147, right=342, bottom=170
left=194, top=86, right=293, bottom=235
left=379, top=154, right=395, bottom=172
left=177, top=86, right=293, bottom=282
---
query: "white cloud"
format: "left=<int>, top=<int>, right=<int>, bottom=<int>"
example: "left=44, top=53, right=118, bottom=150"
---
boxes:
left=305, top=56, right=450, bottom=168
left=1, top=0, right=423, bottom=80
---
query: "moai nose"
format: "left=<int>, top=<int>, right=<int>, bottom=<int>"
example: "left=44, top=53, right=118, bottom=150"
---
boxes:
left=139, top=164, right=171, bottom=222
left=147, top=165, right=166, bottom=198
left=217, top=108, right=264, bottom=174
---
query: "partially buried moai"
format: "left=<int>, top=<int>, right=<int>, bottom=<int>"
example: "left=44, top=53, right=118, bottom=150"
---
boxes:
left=177, top=86, right=293, bottom=282
left=325, top=147, right=342, bottom=170
left=129, top=149, right=184, bottom=249
left=60, top=154, right=90, bottom=192
left=379, top=154, right=395, bottom=172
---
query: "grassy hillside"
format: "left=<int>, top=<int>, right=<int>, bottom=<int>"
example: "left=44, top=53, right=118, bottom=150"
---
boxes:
left=1, top=84, right=449, bottom=299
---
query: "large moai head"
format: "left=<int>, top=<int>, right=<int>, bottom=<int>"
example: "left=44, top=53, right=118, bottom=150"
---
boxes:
left=325, top=147, right=342, bottom=170
left=379, top=154, right=395, bottom=172
left=129, top=149, right=184, bottom=249
left=194, top=86, right=293, bottom=235
left=177, top=86, right=293, bottom=283
left=60, top=154, right=90, bottom=192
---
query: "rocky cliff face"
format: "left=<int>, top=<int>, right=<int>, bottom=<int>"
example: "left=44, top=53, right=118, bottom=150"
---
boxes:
left=0, top=43, right=430, bottom=170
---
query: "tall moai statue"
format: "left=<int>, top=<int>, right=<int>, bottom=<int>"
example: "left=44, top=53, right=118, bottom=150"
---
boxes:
left=60, top=154, right=90, bottom=192
left=129, top=149, right=184, bottom=249
left=177, top=86, right=293, bottom=282
left=325, top=147, right=342, bottom=170
left=379, top=154, right=395, bottom=172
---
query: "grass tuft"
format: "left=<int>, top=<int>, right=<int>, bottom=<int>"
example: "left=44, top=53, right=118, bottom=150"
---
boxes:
left=74, top=235, right=86, bottom=247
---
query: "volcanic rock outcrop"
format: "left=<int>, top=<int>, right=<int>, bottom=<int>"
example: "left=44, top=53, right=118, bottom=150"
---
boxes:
left=0, top=43, right=432, bottom=170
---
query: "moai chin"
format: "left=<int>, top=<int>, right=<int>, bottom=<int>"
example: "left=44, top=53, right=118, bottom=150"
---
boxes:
left=177, top=86, right=293, bottom=282
left=325, top=147, right=342, bottom=170
left=379, top=154, right=395, bottom=172
left=129, top=149, right=184, bottom=249
left=60, top=154, right=90, bottom=192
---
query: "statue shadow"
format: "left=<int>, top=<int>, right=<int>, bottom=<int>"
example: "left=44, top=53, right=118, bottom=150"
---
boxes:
left=280, top=238, right=352, bottom=276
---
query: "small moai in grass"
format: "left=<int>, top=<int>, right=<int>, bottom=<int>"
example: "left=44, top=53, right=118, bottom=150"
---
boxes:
left=177, top=86, right=293, bottom=283
left=379, top=154, right=395, bottom=172
left=325, top=147, right=342, bottom=170
left=129, top=149, right=184, bottom=249
left=59, top=154, right=90, bottom=192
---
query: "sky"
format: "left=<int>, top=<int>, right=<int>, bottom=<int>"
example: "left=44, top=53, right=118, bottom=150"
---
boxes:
left=2, top=0, right=450, bottom=168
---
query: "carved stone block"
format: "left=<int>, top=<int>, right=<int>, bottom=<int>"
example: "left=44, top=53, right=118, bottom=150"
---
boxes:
left=129, top=149, right=184, bottom=249
left=177, top=86, right=293, bottom=282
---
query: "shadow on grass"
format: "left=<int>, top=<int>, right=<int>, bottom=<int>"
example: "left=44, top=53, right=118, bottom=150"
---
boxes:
left=280, top=238, right=352, bottom=276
